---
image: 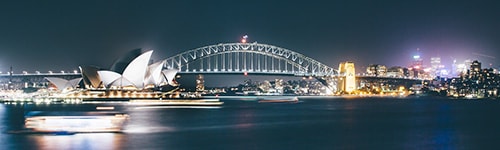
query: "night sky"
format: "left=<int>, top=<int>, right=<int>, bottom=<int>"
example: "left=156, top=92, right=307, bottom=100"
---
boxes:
left=1, top=0, right=499, bottom=73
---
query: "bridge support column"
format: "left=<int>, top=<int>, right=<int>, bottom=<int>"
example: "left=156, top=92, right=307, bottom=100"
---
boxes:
left=316, top=76, right=338, bottom=95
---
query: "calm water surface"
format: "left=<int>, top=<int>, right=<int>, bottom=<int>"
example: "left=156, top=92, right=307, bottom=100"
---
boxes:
left=1, top=97, right=499, bottom=150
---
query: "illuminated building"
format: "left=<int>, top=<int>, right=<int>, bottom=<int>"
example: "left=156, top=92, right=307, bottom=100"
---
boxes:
left=338, top=62, right=356, bottom=93
left=448, top=60, right=500, bottom=98
left=451, top=59, right=458, bottom=76
left=430, top=57, right=445, bottom=77
left=464, top=59, right=473, bottom=70
left=386, top=66, right=405, bottom=78
left=44, top=77, right=82, bottom=92
left=366, top=64, right=386, bottom=77
left=44, top=49, right=180, bottom=99
left=78, top=50, right=179, bottom=90
left=470, top=60, right=481, bottom=72
left=430, top=57, right=441, bottom=70
left=410, top=49, right=424, bottom=78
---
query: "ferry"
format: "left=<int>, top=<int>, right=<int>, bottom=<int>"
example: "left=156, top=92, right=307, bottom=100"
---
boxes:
left=258, top=96, right=299, bottom=103
left=128, top=98, right=223, bottom=106
left=24, top=111, right=129, bottom=133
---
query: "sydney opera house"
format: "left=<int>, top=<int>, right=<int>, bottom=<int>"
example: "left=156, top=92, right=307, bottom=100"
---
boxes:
left=45, top=49, right=180, bottom=99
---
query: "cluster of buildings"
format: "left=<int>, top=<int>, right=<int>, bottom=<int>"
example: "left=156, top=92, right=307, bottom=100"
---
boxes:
left=207, top=77, right=331, bottom=96
left=447, top=60, right=500, bottom=98
left=363, top=59, right=500, bottom=98
left=364, top=52, right=498, bottom=80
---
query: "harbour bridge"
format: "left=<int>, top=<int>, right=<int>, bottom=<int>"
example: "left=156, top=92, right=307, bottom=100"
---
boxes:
left=1, top=42, right=423, bottom=92
left=161, top=42, right=337, bottom=77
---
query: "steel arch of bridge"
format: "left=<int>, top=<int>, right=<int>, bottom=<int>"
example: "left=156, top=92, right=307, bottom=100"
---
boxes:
left=162, top=43, right=337, bottom=76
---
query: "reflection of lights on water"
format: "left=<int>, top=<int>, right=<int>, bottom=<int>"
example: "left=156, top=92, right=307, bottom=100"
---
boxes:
left=96, top=106, right=115, bottom=110
left=134, top=106, right=222, bottom=109
left=124, top=126, right=177, bottom=133
left=30, top=133, right=124, bottom=150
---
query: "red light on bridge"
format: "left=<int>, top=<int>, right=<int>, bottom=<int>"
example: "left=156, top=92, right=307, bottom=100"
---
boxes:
left=241, top=35, right=248, bottom=43
left=244, top=71, right=248, bottom=76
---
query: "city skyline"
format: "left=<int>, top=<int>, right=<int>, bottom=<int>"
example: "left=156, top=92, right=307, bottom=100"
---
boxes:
left=1, top=0, right=499, bottom=73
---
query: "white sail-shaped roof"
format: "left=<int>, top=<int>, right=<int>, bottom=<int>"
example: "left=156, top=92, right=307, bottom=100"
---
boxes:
left=161, top=69, right=179, bottom=85
left=122, top=50, right=153, bottom=89
left=98, top=70, right=122, bottom=87
left=145, top=61, right=165, bottom=86
left=68, top=78, right=83, bottom=88
left=45, top=77, right=82, bottom=91
left=80, top=66, right=101, bottom=88
left=110, top=77, right=135, bottom=87
left=92, top=50, right=178, bottom=90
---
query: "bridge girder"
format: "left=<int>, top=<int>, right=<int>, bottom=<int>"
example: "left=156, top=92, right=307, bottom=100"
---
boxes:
left=162, top=43, right=337, bottom=76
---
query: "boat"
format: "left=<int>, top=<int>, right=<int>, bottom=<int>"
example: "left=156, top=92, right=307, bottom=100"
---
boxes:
left=24, top=111, right=129, bottom=133
left=258, top=96, right=299, bottom=103
left=128, top=98, right=223, bottom=106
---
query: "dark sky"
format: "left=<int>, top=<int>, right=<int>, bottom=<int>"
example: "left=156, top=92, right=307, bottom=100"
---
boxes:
left=1, top=0, right=499, bottom=73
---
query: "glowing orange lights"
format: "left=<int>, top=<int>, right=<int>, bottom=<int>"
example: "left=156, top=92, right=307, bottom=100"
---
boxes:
left=241, top=35, right=248, bottom=43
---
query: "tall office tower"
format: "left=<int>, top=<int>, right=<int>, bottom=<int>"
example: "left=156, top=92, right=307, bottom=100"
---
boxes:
left=451, top=59, right=458, bottom=76
left=411, top=48, right=423, bottom=69
left=430, top=57, right=441, bottom=70
left=430, top=57, right=442, bottom=77
left=410, top=49, right=424, bottom=78
left=464, top=59, right=472, bottom=70
left=338, top=62, right=356, bottom=93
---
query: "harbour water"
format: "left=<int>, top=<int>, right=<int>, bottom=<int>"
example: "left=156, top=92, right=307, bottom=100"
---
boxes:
left=1, top=97, right=499, bottom=149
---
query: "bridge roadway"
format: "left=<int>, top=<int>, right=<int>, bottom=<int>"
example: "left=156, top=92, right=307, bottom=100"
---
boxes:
left=0, top=73, right=423, bottom=90
left=0, top=73, right=81, bottom=89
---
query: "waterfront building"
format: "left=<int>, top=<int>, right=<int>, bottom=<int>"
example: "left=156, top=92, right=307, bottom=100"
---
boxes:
left=448, top=60, right=500, bottom=98
left=78, top=50, right=178, bottom=90
left=386, top=66, right=405, bottom=78
left=44, top=49, right=180, bottom=99
left=44, top=77, right=82, bottom=92
left=366, top=64, right=387, bottom=77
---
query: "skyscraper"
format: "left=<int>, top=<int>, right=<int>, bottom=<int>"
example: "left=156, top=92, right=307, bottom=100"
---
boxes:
left=430, top=57, right=441, bottom=70
left=430, top=57, right=446, bottom=77
left=409, top=48, right=424, bottom=78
